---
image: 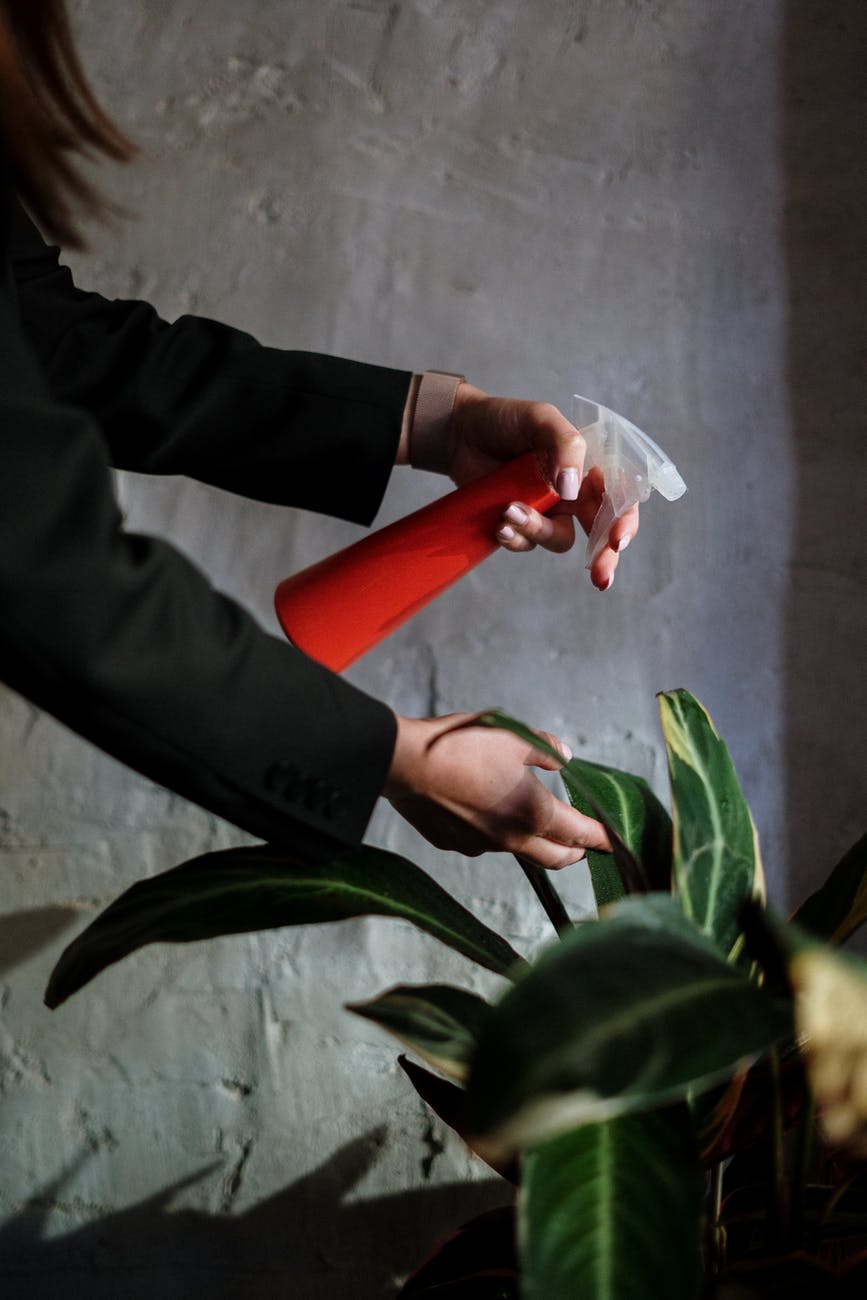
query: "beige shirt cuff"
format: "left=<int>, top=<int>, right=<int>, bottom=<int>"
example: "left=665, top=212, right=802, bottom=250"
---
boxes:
left=403, top=370, right=465, bottom=474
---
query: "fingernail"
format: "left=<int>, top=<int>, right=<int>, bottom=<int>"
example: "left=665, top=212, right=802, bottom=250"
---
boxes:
left=497, top=524, right=516, bottom=541
left=599, top=574, right=613, bottom=591
left=505, top=503, right=529, bottom=526
left=556, top=467, right=580, bottom=501
left=560, top=743, right=573, bottom=762
left=616, top=535, right=632, bottom=553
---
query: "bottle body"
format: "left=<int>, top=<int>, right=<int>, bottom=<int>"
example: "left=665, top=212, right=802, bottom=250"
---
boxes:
left=275, top=452, right=558, bottom=672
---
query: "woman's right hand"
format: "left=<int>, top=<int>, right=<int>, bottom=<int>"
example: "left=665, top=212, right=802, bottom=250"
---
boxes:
left=383, top=712, right=611, bottom=869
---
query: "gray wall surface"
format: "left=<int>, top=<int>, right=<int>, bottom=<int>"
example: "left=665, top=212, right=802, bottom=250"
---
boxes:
left=1, top=1, right=864, bottom=1296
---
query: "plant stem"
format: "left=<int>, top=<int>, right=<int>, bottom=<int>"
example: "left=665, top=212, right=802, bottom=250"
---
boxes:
left=514, top=854, right=573, bottom=937
left=708, top=1161, right=726, bottom=1275
left=789, top=1093, right=815, bottom=1249
left=767, top=1046, right=786, bottom=1247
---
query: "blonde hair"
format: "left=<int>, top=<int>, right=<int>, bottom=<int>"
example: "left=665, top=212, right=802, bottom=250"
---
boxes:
left=0, top=0, right=135, bottom=248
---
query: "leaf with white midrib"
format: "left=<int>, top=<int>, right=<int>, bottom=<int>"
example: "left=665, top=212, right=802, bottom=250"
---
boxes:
left=45, top=843, right=525, bottom=1007
left=347, top=983, right=490, bottom=1081
left=475, top=710, right=672, bottom=899
left=520, top=1107, right=703, bottom=1300
left=561, top=754, right=673, bottom=901
left=659, top=689, right=764, bottom=962
left=465, top=897, right=793, bottom=1150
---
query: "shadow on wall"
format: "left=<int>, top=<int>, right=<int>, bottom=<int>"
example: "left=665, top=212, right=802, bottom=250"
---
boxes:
left=0, top=1129, right=508, bottom=1300
left=0, top=907, right=81, bottom=978
left=784, top=3, right=867, bottom=913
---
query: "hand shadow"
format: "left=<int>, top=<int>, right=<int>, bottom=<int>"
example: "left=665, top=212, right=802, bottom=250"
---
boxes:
left=0, top=1127, right=510, bottom=1300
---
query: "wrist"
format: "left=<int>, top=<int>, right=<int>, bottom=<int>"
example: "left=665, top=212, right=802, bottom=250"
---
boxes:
left=401, top=370, right=467, bottom=474
left=384, top=713, right=426, bottom=799
left=396, top=374, right=421, bottom=465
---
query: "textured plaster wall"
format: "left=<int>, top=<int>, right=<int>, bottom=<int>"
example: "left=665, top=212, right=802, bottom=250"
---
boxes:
left=1, top=2, right=864, bottom=1296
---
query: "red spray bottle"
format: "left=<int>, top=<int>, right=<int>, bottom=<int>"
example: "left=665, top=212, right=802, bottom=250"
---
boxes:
left=274, top=451, right=559, bottom=671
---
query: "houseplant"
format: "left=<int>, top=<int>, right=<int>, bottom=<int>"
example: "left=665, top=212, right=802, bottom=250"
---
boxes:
left=45, top=690, right=867, bottom=1297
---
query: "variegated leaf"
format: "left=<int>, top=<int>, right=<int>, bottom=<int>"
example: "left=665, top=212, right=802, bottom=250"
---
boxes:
left=347, top=984, right=489, bottom=1082
left=658, top=689, right=765, bottom=963
left=520, top=1107, right=703, bottom=1300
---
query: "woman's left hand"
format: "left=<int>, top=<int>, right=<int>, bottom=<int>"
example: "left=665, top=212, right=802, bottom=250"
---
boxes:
left=448, top=382, right=640, bottom=592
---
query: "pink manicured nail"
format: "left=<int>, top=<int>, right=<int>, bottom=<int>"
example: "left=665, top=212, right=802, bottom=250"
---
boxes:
left=560, top=743, right=573, bottom=762
left=616, top=535, right=632, bottom=553
left=556, top=467, right=580, bottom=501
left=505, top=503, right=529, bottom=525
left=498, top=524, right=516, bottom=541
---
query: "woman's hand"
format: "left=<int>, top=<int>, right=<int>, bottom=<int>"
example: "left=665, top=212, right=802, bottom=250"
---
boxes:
left=383, top=712, right=611, bottom=869
left=448, top=383, right=639, bottom=591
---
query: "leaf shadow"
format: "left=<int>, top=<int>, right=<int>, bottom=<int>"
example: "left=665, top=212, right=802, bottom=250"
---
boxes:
left=0, top=906, right=83, bottom=977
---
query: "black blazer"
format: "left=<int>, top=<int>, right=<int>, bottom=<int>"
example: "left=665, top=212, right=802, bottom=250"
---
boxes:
left=0, top=161, right=412, bottom=856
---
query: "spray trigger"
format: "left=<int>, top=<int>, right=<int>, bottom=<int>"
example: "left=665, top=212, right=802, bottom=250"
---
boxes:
left=572, top=393, right=687, bottom=568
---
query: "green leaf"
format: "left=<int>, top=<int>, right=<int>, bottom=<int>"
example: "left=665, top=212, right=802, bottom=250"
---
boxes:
left=399, top=1054, right=469, bottom=1130
left=695, top=1046, right=807, bottom=1165
left=397, top=1206, right=517, bottom=1298
left=658, top=689, right=765, bottom=962
left=560, top=755, right=673, bottom=903
left=475, top=711, right=649, bottom=896
left=791, top=832, right=867, bottom=946
left=401, top=1277, right=518, bottom=1299
left=520, top=1107, right=703, bottom=1300
left=465, top=897, right=793, bottom=1151
left=347, top=984, right=490, bottom=1081
left=397, top=1055, right=518, bottom=1183
left=45, top=843, right=525, bottom=1008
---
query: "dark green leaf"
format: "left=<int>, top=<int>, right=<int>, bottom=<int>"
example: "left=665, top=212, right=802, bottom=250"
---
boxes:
left=520, top=1107, right=703, bottom=1300
left=397, top=1206, right=517, bottom=1298
left=658, top=689, right=765, bottom=963
left=45, top=843, right=525, bottom=1008
left=791, top=833, right=867, bottom=947
left=560, top=754, right=673, bottom=901
left=399, top=1054, right=469, bottom=1130
left=696, top=1047, right=807, bottom=1166
left=397, top=1056, right=517, bottom=1183
left=475, top=710, right=650, bottom=896
left=515, top=854, right=573, bottom=936
left=400, top=1274, right=518, bottom=1298
left=465, top=898, right=793, bottom=1151
left=347, top=984, right=490, bottom=1081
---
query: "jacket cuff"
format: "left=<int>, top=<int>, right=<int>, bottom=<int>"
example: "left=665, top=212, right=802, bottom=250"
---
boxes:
left=406, top=370, right=465, bottom=474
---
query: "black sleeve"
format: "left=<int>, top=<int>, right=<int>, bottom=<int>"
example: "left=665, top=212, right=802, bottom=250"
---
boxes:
left=0, top=229, right=399, bottom=856
left=8, top=201, right=412, bottom=527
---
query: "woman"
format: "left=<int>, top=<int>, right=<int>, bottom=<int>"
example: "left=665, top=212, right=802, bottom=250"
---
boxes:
left=0, top=1, right=637, bottom=869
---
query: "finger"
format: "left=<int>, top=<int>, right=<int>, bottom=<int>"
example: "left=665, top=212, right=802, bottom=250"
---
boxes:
left=573, top=465, right=606, bottom=536
left=588, top=503, right=641, bottom=591
left=516, top=790, right=612, bottom=869
left=522, top=402, right=586, bottom=501
left=516, top=836, right=587, bottom=870
left=590, top=552, right=617, bottom=591
left=542, top=795, right=612, bottom=854
left=608, top=503, right=640, bottom=554
left=523, top=729, right=572, bottom=771
left=573, top=469, right=638, bottom=540
left=497, top=502, right=575, bottom=555
left=495, top=522, right=537, bottom=553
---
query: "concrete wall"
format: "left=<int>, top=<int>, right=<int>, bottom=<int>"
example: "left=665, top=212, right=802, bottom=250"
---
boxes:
left=1, top=2, right=864, bottom=1295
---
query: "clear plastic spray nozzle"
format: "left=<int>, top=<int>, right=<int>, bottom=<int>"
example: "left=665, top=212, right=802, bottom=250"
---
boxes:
left=572, top=394, right=687, bottom=568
